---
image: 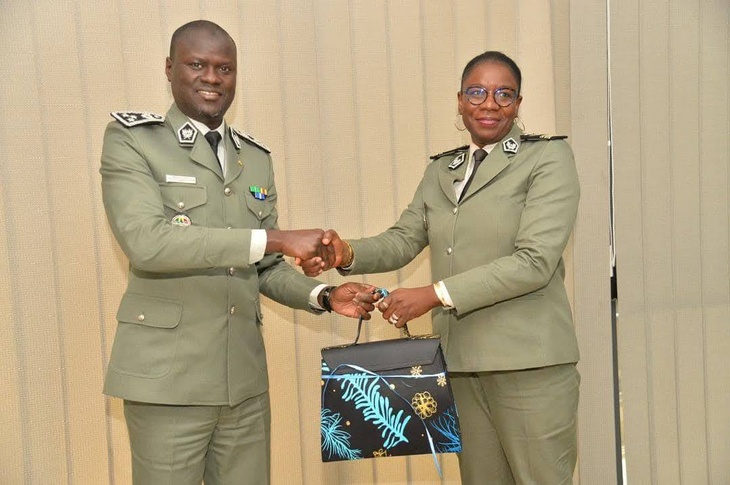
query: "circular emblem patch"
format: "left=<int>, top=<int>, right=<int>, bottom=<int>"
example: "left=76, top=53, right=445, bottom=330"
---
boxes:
left=171, top=214, right=192, bottom=226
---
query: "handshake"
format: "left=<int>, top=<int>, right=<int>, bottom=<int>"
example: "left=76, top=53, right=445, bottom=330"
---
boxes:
left=266, top=228, right=348, bottom=276
left=267, top=228, right=441, bottom=326
left=266, top=228, right=375, bottom=320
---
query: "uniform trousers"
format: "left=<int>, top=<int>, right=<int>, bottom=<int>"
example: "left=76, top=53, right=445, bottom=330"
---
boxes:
left=451, top=363, right=580, bottom=485
left=124, top=392, right=271, bottom=485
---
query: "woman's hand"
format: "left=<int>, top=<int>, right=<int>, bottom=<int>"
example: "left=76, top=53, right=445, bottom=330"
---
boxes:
left=376, top=285, right=442, bottom=328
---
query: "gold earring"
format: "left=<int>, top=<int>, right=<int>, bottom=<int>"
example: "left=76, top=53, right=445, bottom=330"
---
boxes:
left=514, top=116, right=525, bottom=131
left=454, top=114, right=466, bottom=132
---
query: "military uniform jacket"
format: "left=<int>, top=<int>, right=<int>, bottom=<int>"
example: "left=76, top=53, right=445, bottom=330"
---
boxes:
left=100, top=104, right=320, bottom=406
left=345, top=124, right=580, bottom=372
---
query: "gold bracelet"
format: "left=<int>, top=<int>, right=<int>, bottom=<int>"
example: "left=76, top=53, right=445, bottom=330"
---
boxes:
left=341, top=240, right=355, bottom=267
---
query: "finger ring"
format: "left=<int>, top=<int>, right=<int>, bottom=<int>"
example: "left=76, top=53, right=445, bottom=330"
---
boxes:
left=381, top=301, right=389, bottom=310
left=389, top=314, right=399, bottom=324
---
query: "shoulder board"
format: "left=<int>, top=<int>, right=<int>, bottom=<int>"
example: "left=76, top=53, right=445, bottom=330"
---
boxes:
left=230, top=126, right=271, bottom=153
left=520, top=133, right=567, bottom=141
left=429, top=145, right=469, bottom=160
left=110, top=111, right=165, bottom=127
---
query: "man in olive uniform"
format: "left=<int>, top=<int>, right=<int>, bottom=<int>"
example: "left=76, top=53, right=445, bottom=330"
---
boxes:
left=100, top=20, right=375, bottom=485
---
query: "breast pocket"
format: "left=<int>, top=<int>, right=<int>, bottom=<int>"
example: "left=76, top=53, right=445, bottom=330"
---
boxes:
left=159, top=184, right=208, bottom=226
left=109, top=293, right=182, bottom=378
left=244, top=192, right=276, bottom=225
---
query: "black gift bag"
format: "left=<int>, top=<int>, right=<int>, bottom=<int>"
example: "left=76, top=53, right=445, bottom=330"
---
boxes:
left=320, top=317, right=461, bottom=468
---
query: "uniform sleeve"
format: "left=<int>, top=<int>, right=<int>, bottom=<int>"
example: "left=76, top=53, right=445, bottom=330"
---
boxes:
left=343, top=175, right=431, bottom=274
left=443, top=140, right=580, bottom=314
left=100, top=122, right=253, bottom=272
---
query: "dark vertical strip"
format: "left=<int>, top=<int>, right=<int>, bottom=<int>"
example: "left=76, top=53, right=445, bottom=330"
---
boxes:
left=605, top=0, right=624, bottom=482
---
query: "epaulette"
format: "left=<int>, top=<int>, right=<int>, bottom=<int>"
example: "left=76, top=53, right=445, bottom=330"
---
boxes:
left=230, top=126, right=271, bottom=153
left=110, top=111, right=165, bottom=127
left=429, top=145, right=469, bottom=160
left=520, top=133, right=567, bottom=141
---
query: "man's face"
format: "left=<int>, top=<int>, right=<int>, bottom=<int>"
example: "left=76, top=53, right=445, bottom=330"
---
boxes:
left=166, top=29, right=237, bottom=129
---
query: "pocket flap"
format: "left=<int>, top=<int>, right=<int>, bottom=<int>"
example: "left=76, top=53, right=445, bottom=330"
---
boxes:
left=116, top=293, right=182, bottom=329
left=159, top=184, right=207, bottom=211
left=322, top=337, right=441, bottom=372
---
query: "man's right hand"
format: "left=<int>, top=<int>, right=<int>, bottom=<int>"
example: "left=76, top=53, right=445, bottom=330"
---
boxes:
left=296, top=229, right=346, bottom=276
left=265, top=229, right=334, bottom=267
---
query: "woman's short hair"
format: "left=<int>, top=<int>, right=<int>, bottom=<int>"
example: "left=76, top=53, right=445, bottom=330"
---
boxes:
left=461, top=51, right=522, bottom=95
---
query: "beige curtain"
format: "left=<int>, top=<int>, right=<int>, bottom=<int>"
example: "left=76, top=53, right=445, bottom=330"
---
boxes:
left=0, top=1, right=621, bottom=483
left=610, top=1, right=730, bottom=484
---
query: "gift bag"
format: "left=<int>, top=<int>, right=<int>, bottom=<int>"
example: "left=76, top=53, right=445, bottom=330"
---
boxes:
left=320, top=310, right=461, bottom=468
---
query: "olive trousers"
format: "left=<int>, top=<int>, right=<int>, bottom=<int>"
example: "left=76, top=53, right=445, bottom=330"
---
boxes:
left=451, top=363, right=580, bottom=485
left=123, top=392, right=271, bottom=485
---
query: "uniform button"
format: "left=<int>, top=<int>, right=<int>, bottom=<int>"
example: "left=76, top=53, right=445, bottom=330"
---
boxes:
left=258, top=210, right=263, bottom=217
left=446, top=247, right=453, bottom=255
left=177, top=201, right=185, bottom=210
left=226, top=226, right=232, bottom=230
left=224, top=187, right=232, bottom=196
left=230, top=306, right=236, bottom=315
left=228, top=267, right=236, bottom=275
left=452, top=207, right=458, bottom=214
left=137, top=314, right=145, bottom=322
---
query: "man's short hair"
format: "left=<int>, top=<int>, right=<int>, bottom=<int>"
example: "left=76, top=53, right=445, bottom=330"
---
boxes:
left=169, top=20, right=235, bottom=58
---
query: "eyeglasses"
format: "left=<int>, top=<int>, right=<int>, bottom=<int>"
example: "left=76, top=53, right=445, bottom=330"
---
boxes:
left=462, top=86, right=518, bottom=107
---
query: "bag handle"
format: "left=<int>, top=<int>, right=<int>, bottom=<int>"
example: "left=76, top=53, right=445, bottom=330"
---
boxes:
left=352, top=288, right=410, bottom=345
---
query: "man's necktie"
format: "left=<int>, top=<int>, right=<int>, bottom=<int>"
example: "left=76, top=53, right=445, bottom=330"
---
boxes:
left=204, top=131, right=222, bottom=164
left=460, top=148, right=488, bottom=201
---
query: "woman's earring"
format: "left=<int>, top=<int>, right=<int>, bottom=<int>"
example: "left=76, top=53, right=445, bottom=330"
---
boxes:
left=514, top=116, right=525, bottom=131
left=454, top=114, right=466, bottom=132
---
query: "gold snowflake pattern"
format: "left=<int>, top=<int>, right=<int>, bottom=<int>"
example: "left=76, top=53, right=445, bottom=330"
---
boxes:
left=412, top=391, right=437, bottom=419
left=373, top=448, right=390, bottom=458
left=410, top=365, right=423, bottom=376
left=437, top=374, right=447, bottom=387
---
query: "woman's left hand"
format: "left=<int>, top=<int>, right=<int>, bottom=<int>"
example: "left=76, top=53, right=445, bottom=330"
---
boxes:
left=377, top=286, right=442, bottom=328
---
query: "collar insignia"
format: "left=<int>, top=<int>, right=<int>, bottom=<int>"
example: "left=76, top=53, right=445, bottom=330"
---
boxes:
left=229, top=126, right=242, bottom=150
left=502, top=137, right=519, bottom=154
left=447, top=152, right=467, bottom=170
left=177, top=122, right=198, bottom=145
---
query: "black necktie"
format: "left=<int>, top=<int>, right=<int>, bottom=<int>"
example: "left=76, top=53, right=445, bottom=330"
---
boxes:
left=204, top=131, right=222, bottom=163
left=460, top=148, right=488, bottom=201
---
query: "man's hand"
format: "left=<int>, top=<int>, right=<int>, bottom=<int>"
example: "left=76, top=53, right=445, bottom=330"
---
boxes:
left=329, top=283, right=381, bottom=319
left=265, top=229, right=334, bottom=267
left=296, top=229, right=347, bottom=276
left=376, top=286, right=441, bottom=328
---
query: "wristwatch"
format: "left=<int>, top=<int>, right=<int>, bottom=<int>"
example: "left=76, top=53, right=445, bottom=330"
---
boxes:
left=320, top=285, right=336, bottom=313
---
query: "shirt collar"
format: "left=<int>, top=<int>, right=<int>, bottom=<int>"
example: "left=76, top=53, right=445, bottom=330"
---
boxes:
left=188, top=118, right=225, bottom=138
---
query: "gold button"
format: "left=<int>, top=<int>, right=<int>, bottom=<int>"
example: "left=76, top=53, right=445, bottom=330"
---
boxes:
left=230, top=306, right=236, bottom=315
left=228, top=267, right=236, bottom=275
left=452, top=207, right=458, bottom=214
left=446, top=247, right=453, bottom=255
left=258, top=210, right=263, bottom=217
left=137, top=314, right=145, bottom=322
left=224, top=187, right=232, bottom=196
left=177, top=201, right=185, bottom=210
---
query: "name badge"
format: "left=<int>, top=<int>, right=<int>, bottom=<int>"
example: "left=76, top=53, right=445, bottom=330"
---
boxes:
left=166, top=175, right=197, bottom=184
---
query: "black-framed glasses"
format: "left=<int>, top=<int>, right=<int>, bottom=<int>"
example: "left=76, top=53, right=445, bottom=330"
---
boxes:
left=462, top=86, right=518, bottom=107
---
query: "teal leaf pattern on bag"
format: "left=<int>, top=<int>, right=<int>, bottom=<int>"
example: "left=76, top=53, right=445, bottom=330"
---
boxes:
left=321, top=408, right=362, bottom=460
left=339, top=374, right=411, bottom=449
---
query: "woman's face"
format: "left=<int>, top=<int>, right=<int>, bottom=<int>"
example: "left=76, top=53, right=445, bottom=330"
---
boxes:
left=457, top=61, right=522, bottom=146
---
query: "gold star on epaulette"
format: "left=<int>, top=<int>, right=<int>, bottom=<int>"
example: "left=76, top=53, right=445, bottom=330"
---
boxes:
left=520, top=133, right=568, bottom=141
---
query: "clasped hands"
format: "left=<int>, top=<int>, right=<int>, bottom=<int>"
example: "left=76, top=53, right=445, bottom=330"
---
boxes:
left=287, top=229, right=442, bottom=327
